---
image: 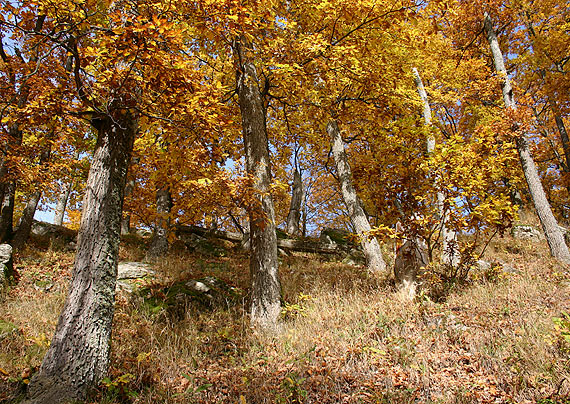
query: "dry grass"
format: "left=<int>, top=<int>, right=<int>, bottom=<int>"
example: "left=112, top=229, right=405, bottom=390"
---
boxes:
left=1, top=232, right=569, bottom=404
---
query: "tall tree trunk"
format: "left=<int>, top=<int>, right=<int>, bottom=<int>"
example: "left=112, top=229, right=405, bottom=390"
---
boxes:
left=484, top=12, right=570, bottom=265
left=11, top=191, right=41, bottom=250
left=0, top=125, right=22, bottom=243
left=525, top=15, right=570, bottom=184
left=327, top=119, right=387, bottom=273
left=54, top=181, right=73, bottom=226
left=286, top=168, right=304, bottom=237
left=11, top=147, right=51, bottom=250
left=0, top=17, right=45, bottom=243
left=145, top=187, right=172, bottom=261
left=54, top=151, right=80, bottom=226
left=234, top=38, right=281, bottom=329
left=25, top=112, right=137, bottom=404
left=120, top=159, right=137, bottom=235
left=412, top=68, right=459, bottom=267
left=0, top=182, right=15, bottom=243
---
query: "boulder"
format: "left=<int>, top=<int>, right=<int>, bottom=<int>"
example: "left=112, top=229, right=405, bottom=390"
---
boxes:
left=118, top=262, right=155, bottom=280
left=116, top=262, right=155, bottom=292
left=0, top=243, right=13, bottom=288
left=140, top=276, right=241, bottom=315
left=31, top=220, right=77, bottom=250
left=511, top=224, right=545, bottom=241
left=472, top=259, right=521, bottom=277
left=319, top=228, right=354, bottom=247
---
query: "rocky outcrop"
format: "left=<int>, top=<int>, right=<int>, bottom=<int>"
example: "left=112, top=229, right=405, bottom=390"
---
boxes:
left=140, top=276, right=242, bottom=318
left=31, top=220, right=77, bottom=250
left=116, top=262, right=156, bottom=292
left=511, top=225, right=545, bottom=241
left=0, top=243, right=14, bottom=288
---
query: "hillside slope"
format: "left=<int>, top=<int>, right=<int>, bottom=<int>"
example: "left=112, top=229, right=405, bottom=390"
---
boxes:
left=0, top=229, right=569, bottom=403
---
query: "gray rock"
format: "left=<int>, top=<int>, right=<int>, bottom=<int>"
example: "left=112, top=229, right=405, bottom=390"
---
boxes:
left=319, top=233, right=336, bottom=247
left=136, top=228, right=152, bottom=237
left=472, top=259, right=521, bottom=276
left=476, top=260, right=492, bottom=271
left=117, top=262, right=155, bottom=280
left=319, top=228, right=353, bottom=247
left=500, top=263, right=521, bottom=274
left=31, top=220, right=77, bottom=239
left=0, top=243, right=13, bottom=287
left=30, top=220, right=77, bottom=250
left=116, top=262, right=156, bottom=293
left=140, top=276, right=242, bottom=316
left=511, top=225, right=545, bottom=241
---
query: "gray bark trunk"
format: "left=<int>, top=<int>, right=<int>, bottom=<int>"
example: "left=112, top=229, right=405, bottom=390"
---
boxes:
left=25, top=113, right=137, bottom=404
left=412, top=68, right=459, bottom=267
left=525, top=17, right=570, bottom=179
left=54, top=182, right=72, bottom=226
left=54, top=151, right=80, bottom=227
left=327, top=120, right=387, bottom=273
left=145, top=187, right=172, bottom=261
left=120, top=173, right=135, bottom=235
left=0, top=124, right=22, bottom=243
left=484, top=12, right=570, bottom=265
left=286, top=168, right=304, bottom=237
left=0, top=182, right=15, bottom=243
left=11, top=191, right=42, bottom=250
left=234, top=38, right=281, bottom=329
left=12, top=147, right=51, bottom=250
left=553, top=112, right=570, bottom=171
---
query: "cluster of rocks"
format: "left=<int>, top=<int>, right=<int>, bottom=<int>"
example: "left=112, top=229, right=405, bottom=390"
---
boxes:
left=510, top=224, right=545, bottom=241
left=116, top=261, right=240, bottom=316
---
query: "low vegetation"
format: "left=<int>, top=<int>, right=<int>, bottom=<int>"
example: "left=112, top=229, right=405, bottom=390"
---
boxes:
left=1, top=228, right=569, bottom=404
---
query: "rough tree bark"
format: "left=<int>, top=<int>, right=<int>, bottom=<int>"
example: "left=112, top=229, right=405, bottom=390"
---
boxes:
left=234, top=37, right=281, bottom=329
left=145, top=187, right=172, bottom=261
left=25, top=112, right=137, bottom=404
left=286, top=168, right=304, bottom=237
left=484, top=12, right=570, bottom=265
left=327, top=119, right=387, bottom=273
left=412, top=68, right=459, bottom=267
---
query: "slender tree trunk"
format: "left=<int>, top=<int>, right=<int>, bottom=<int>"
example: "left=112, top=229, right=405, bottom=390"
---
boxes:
left=11, top=147, right=51, bottom=250
left=54, top=151, right=80, bottom=227
left=120, top=159, right=137, bottom=235
left=0, top=18, right=45, bottom=242
left=54, top=181, right=73, bottom=226
left=25, top=112, right=137, bottom=404
left=0, top=182, right=15, bottom=243
left=412, top=68, right=459, bottom=267
left=525, top=16, right=570, bottom=184
left=234, top=37, right=281, bottom=329
left=0, top=124, right=22, bottom=243
left=11, top=191, right=41, bottom=250
left=484, top=12, right=570, bottom=265
left=327, top=119, right=387, bottom=273
left=146, top=187, right=172, bottom=261
left=286, top=168, right=304, bottom=237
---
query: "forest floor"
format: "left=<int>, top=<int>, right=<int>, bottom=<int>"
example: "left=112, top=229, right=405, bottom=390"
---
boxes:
left=0, top=227, right=569, bottom=404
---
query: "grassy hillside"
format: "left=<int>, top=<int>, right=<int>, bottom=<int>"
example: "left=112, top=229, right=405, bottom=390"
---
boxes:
left=0, top=229, right=569, bottom=403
